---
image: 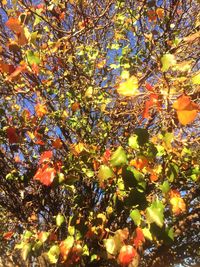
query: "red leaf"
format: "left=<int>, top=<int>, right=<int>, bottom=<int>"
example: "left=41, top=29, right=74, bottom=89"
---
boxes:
left=3, top=231, right=14, bottom=240
left=142, top=93, right=160, bottom=119
left=145, top=83, right=154, bottom=92
left=6, top=127, right=19, bottom=144
left=39, top=151, right=53, bottom=165
left=118, top=245, right=137, bottom=266
left=102, top=149, right=111, bottom=163
left=34, top=164, right=55, bottom=186
left=133, top=228, right=145, bottom=248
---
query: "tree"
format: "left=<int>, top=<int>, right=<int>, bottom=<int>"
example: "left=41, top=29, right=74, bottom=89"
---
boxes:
left=0, top=0, right=199, bottom=266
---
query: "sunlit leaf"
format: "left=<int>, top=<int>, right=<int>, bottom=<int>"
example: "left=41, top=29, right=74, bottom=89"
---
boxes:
left=192, top=72, right=200, bottom=84
left=110, top=146, right=127, bottom=167
left=130, top=209, right=141, bottom=226
left=98, top=165, right=114, bottom=182
left=173, top=94, right=199, bottom=125
left=117, top=76, right=139, bottom=96
left=47, top=245, right=60, bottom=264
left=39, top=151, right=53, bottom=165
left=146, top=200, right=164, bottom=227
left=161, top=53, right=176, bottom=72
left=56, top=214, right=65, bottom=227
left=33, top=164, right=56, bottom=186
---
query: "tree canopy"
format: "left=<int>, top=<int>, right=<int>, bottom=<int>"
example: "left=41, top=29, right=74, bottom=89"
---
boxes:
left=0, top=0, right=200, bottom=266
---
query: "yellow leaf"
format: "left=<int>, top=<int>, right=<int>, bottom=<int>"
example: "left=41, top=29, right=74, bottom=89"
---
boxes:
left=117, top=76, right=139, bottom=96
left=192, top=72, right=200, bottom=85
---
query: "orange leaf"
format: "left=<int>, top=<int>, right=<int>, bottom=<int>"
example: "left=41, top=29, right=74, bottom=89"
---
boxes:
left=71, top=102, right=80, bottom=112
left=6, top=17, right=23, bottom=34
left=150, top=172, right=158, bottom=182
left=173, top=94, right=199, bottom=125
left=39, top=151, right=53, bottom=165
left=169, top=190, right=186, bottom=215
left=35, top=103, right=48, bottom=118
left=34, top=164, right=55, bottom=186
left=7, top=64, right=27, bottom=81
left=156, top=8, right=164, bottom=19
left=52, top=138, right=62, bottom=149
left=130, top=156, right=148, bottom=170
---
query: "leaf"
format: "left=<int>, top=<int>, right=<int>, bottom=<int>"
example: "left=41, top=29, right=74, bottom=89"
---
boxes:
left=156, top=8, right=164, bottom=19
left=27, top=51, right=41, bottom=65
left=35, top=103, right=48, bottom=118
left=128, top=135, right=139, bottom=150
left=110, top=146, right=127, bottom=167
left=133, top=228, right=145, bottom=248
left=142, top=93, right=160, bottom=119
left=104, top=238, right=119, bottom=255
left=33, top=164, right=56, bottom=186
left=160, top=181, right=170, bottom=194
left=37, top=231, right=49, bottom=243
left=169, top=190, right=186, bottom=215
left=56, top=214, right=65, bottom=227
left=52, top=138, right=62, bottom=149
left=47, top=245, right=60, bottom=264
left=6, top=127, right=19, bottom=143
left=98, top=165, right=114, bottom=182
left=161, top=53, right=176, bottom=72
left=3, top=231, right=14, bottom=240
left=21, top=243, right=32, bottom=261
left=6, top=64, right=27, bottom=81
left=6, top=17, right=23, bottom=34
left=130, top=156, right=148, bottom=170
left=146, top=200, right=164, bottom=227
left=134, top=128, right=149, bottom=146
left=117, top=76, right=139, bottom=96
left=173, top=94, right=199, bottom=125
left=130, top=209, right=141, bottom=226
left=39, top=151, right=53, bottom=165
left=192, top=72, right=200, bottom=84
left=142, top=228, right=152, bottom=240
left=147, top=10, right=157, bottom=22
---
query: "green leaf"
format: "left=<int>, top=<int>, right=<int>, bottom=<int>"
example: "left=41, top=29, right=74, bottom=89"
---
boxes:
left=161, top=53, right=176, bottom=72
left=146, top=199, right=164, bottom=227
left=47, top=245, right=60, bottom=264
left=23, top=231, right=32, bottom=240
left=62, top=236, right=74, bottom=249
left=56, top=213, right=65, bottom=227
left=98, top=165, right=114, bottom=181
left=167, top=227, right=174, bottom=241
left=167, top=163, right=179, bottom=182
left=128, top=134, right=139, bottom=149
left=142, top=228, right=152, bottom=240
left=160, top=181, right=170, bottom=194
left=110, top=146, right=127, bottom=167
left=27, top=50, right=41, bottom=65
left=130, top=209, right=141, bottom=226
left=134, top=128, right=149, bottom=146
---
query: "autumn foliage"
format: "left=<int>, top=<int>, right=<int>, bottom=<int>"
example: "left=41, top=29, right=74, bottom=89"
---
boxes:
left=0, top=1, right=199, bottom=267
